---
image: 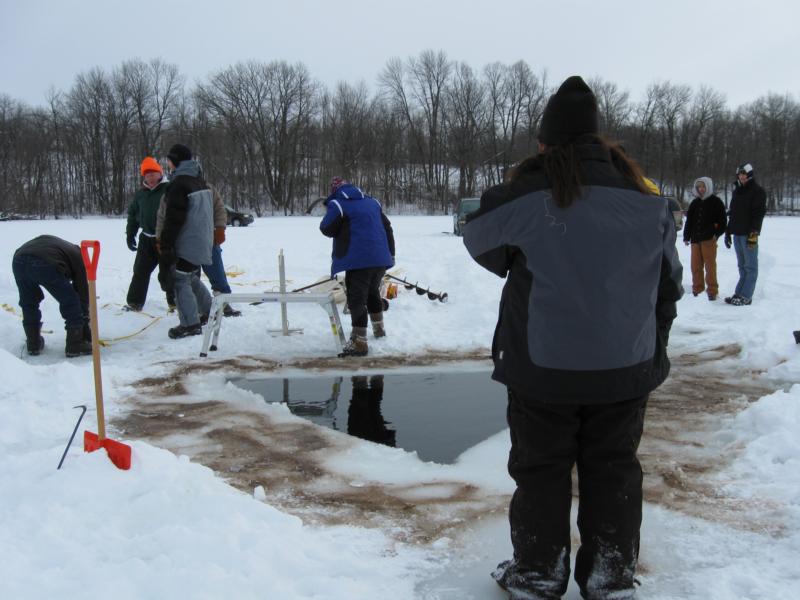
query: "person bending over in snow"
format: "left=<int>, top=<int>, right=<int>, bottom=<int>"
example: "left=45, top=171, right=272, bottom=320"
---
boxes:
left=319, top=177, right=394, bottom=357
left=12, top=235, right=93, bottom=357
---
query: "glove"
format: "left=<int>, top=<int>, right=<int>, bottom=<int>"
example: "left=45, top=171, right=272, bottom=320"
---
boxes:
left=747, top=231, right=759, bottom=249
left=126, top=235, right=137, bottom=252
left=214, top=226, right=226, bottom=246
left=684, top=240, right=690, bottom=246
left=724, top=234, right=732, bottom=249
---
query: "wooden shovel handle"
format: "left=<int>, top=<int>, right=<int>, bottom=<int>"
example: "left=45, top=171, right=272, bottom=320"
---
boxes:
left=81, top=240, right=105, bottom=440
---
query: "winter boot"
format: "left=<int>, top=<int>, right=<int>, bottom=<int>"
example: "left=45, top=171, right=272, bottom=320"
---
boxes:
left=65, top=326, right=92, bottom=358
left=223, top=303, right=241, bottom=317
left=23, top=323, right=45, bottom=356
left=168, top=323, right=203, bottom=339
left=370, top=313, right=386, bottom=338
left=339, top=327, right=368, bottom=357
left=492, top=559, right=564, bottom=600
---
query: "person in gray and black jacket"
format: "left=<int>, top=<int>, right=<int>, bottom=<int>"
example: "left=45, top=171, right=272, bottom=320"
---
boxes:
left=464, top=76, right=683, bottom=600
left=159, top=143, right=213, bottom=339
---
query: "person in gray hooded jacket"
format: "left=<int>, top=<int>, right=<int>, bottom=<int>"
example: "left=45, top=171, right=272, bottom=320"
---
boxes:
left=159, top=143, right=213, bottom=339
left=465, top=76, right=683, bottom=600
left=683, top=177, right=727, bottom=300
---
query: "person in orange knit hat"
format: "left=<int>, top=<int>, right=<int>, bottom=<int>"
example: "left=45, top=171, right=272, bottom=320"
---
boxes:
left=124, top=156, right=175, bottom=311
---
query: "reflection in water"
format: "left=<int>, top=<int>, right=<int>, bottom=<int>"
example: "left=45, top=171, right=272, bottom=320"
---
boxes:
left=229, top=371, right=506, bottom=464
left=348, top=375, right=396, bottom=447
left=283, top=377, right=342, bottom=430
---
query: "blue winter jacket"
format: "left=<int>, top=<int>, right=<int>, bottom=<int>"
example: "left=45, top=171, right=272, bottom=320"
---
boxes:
left=319, top=184, right=395, bottom=276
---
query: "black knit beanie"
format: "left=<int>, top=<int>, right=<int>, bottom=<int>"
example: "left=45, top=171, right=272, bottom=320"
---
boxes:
left=538, top=76, right=599, bottom=146
left=167, top=143, right=193, bottom=167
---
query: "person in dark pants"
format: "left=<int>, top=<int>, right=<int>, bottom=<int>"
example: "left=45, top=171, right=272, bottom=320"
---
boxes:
left=319, top=177, right=395, bottom=357
left=464, top=76, right=683, bottom=600
left=723, top=163, right=767, bottom=306
left=12, top=235, right=93, bottom=357
left=125, top=156, right=175, bottom=311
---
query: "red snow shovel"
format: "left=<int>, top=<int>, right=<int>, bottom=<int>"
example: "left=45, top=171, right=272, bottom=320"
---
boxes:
left=80, top=240, right=131, bottom=470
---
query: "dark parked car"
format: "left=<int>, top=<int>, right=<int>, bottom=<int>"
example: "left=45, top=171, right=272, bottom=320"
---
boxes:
left=453, top=197, right=480, bottom=236
left=225, top=205, right=254, bottom=227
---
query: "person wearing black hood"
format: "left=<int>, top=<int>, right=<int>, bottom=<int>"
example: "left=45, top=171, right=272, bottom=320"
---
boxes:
left=723, top=163, right=766, bottom=306
left=464, top=76, right=683, bottom=600
left=158, top=143, right=214, bottom=339
left=683, top=176, right=727, bottom=300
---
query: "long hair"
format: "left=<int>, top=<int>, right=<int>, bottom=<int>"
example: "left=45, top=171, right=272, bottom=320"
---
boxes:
left=507, top=135, right=649, bottom=208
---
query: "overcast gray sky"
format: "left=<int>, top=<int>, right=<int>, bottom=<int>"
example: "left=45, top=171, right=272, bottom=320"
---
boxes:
left=2, top=0, right=798, bottom=108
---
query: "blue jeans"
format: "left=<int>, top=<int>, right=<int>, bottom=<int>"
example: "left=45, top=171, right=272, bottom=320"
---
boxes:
left=12, top=254, right=85, bottom=329
left=201, top=245, right=231, bottom=294
left=733, top=235, right=758, bottom=300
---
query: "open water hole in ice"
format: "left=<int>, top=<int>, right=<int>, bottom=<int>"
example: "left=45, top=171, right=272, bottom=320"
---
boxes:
left=229, top=370, right=508, bottom=464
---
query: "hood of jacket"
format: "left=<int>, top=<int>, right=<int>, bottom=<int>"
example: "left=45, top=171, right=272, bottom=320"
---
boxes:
left=327, top=183, right=366, bottom=202
left=693, top=176, right=714, bottom=199
left=171, top=159, right=201, bottom=179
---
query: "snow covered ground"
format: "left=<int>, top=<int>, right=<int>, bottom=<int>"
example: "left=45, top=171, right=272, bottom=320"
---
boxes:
left=0, top=214, right=798, bottom=599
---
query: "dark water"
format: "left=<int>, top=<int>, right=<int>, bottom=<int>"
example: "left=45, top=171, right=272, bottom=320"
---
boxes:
left=229, top=371, right=508, bottom=464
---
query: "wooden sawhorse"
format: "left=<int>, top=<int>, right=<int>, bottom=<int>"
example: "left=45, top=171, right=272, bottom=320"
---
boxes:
left=199, top=292, right=347, bottom=357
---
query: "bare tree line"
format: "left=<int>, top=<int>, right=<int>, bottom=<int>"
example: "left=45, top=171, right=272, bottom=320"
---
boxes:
left=1, top=52, right=799, bottom=218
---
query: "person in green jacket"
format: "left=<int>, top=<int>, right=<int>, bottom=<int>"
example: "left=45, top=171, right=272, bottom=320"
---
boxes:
left=125, top=157, right=175, bottom=311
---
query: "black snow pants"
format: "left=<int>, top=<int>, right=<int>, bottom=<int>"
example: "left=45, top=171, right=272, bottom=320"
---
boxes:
left=127, top=233, right=175, bottom=308
left=344, top=267, right=385, bottom=328
left=505, top=386, right=648, bottom=599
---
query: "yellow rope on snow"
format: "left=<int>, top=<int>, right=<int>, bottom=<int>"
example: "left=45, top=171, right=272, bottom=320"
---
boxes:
left=98, top=316, right=163, bottom=346
left=95, top=302, right=166, bottom=345
left=2, top=303, right=23, bottom=318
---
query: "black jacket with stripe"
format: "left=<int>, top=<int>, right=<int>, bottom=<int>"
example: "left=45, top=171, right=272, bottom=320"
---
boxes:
left=464, top=144, right=684, bottom=404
